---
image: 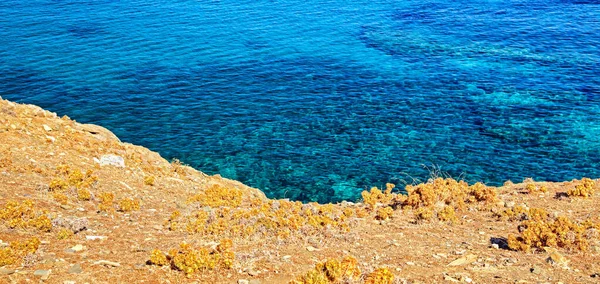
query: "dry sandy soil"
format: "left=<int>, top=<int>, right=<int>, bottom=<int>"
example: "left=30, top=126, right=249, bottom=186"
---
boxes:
left=1, top=97, right=599, bottom=284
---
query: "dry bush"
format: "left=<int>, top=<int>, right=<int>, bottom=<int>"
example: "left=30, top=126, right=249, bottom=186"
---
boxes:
left=375, top=207, right=394, bottom=221
left=0, top=200, right=52, bottom=232
left=148, top=240, right=234, bottom=275
left=525, top=183, right=548, bottom=194
left=0, top=237, right=40, bottom=266
left=169, top=197, right=357, bottom=241
left=144, top=175, right=155, bottom=186
left=360, top=178, right=497, bottom=223
left=49, top=165, right=98, bottom=192
left=365, top=267, right=395, bottom=284
left=118, top=198, right=141, bottom=212
left=290, top=256, right=362, bottom=284
left=507, top=216, right=599, bottom=252
left=57, top=228, right=74, bottom=239
left=437, top=205, right=457, bottom=223
left=567, top=178, right=596, bottom=198
left=98, top=192, right=115, bottom=213
left=361, top=183, right=399, bottom=209
left=187, top=184, right=243, bottom=208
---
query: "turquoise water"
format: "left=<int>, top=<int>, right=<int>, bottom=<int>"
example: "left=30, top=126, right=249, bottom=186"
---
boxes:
left=1, top=0, right=599, bottom=202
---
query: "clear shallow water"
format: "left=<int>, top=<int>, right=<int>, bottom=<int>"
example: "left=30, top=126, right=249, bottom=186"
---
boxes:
left=1, top=0, right=599, bottom=202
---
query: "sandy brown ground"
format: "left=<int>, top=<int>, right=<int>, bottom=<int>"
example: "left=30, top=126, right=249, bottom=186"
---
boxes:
left=1, top=97, right=599, bottom=284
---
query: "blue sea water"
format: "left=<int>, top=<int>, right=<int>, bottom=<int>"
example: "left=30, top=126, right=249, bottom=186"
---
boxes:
left=1, top=0, right=599, bottom=202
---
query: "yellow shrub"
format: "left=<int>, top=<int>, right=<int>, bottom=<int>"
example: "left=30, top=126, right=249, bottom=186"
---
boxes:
left=567, top=178, right=596, bottom=197
left=77, top=188, right=91, bottom=201
left=497, top=206, right=548, bottom=222
left=365, top=267, right=395, bottom=284
left=361, top=184, right=395, bottom=209
left=0, top=237, right=40, bottom=266
left=149, top=249, right=168, bottom=266
left=415, top=207, right=433, bottom=221
left=118, top=198, right=141, bottom=212
left=291, top=256, right=362, bottom=284
left=144, top=176, right=155, bottom=186
left=526, top=183, right=548, bottom=193
left=57, top=228, right=74, bottom=240
left=49, top=178, right=68, bottom=192
left=507, top=216, right=595, bottom=252
left=438, top=205, right=457, bottom=223
left=52, top=192, right=69, bottom=205
left=187, top=184, right=243, bottom=208
left=0, top=200, right=52, bottom=232
left=49, top=165, right=98, bottom=192
left=150, top=240, right=235, bottom=275
left=98, top=192, right=115, bottom=212
left=375, top=207, right=394, bottom=220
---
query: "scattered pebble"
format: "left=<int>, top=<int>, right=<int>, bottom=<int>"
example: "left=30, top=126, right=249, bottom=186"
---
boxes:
left=33, top=269, right=51, bottom=280
left=0, top=268, right=16, bottom=275
left=68, top=264, right=83, bottom=274
left=93, top=260, right=121, bottom=267
left=238, top=280, right=249, bottom=284
left=71, top=244, right=85, bottom=252
left=443, top=274, right=460, bottom=282
left=448, top=254, right=478, bottom=266
left=86, top=236, right=107, bottom=241
left=491, top=244, right=499, bottom=250
left=282, top=255, right=292, bottom=261
left=306, top=246, right=320, bottom=252
left=43, top=124, right=52, bottom=132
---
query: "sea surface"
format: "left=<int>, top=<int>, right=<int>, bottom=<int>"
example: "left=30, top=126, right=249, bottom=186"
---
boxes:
left=1, top=0, right=599, bottom=202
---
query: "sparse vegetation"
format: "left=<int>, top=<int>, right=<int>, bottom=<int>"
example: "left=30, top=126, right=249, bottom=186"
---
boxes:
left=98, top=192, right=115, bottom=213
left=56, top=228, right=74, bottom=239
left=359, top=178, right=498, bottom=223
left=187, top=184, right=243, bottom=207
left=290, top=256, right=362, bottom=284
left=567, top=178, right=596, bottom=198
left=0, top=237, right=40, bottom=266
left=0, top=200, right=52, bottom=232
left=365, top=267, right=395, bottom=284
left=525, top=182, right=548, bottom=194
left=118, top=198, right=141, bottom=212
left=148, top=240, right=235, bottom=275
left=144, top=175, right=155, bottom=186
left=507, top=216, right=599, bottom=252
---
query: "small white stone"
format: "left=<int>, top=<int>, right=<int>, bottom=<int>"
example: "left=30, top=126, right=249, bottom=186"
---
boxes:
left=306, top=246, right=320, bottom=252
left=99, top=155, right=125, bottom=168
left=43, top=124, right=52, bottom=131
left=71, top=244, right=84, bottom=252
left=86, top=236, right=107, bottom=241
